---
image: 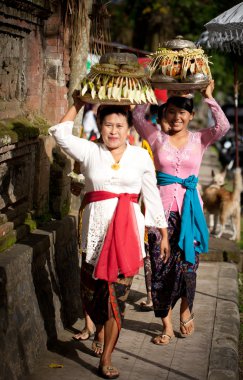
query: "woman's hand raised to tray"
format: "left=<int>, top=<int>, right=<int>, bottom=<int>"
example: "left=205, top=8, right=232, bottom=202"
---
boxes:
left=72, top=89, right=86, bottom=112
left=201, top=79, right=214, bottom=99
left=60, top=90, right=85, bottom=123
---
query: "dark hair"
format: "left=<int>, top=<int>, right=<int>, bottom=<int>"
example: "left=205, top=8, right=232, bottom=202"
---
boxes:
left=166, top=96, right=194, bottom=114
left=150, top=104, right=159, bottom=115
left=97, top=105, right=133, bottom=128
left=157, top=103, right=167, bottom=121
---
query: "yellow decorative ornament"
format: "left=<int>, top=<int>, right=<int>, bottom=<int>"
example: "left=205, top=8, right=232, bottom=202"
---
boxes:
left=111, top=163, right=120, bottom=170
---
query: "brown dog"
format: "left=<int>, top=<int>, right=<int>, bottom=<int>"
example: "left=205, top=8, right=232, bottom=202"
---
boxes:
left=202, top=168, right=242, bottom=240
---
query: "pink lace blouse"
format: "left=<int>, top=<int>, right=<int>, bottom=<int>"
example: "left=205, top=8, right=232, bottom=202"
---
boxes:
left=133, top=98, right=231, bottom=219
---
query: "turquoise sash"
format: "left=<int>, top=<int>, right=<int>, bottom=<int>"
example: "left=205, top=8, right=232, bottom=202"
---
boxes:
left=156, top=171, right=209, bottom=264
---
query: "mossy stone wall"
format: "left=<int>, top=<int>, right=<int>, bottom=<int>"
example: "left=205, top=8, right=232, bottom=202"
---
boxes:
left=0, top=115, right=73, bottom=253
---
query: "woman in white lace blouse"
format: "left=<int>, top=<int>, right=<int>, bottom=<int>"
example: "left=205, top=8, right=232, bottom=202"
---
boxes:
left=49, top=95, right=169, bottom=380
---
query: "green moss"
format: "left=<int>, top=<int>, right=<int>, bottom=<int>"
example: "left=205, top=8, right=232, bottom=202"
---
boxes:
left=0, top=118, right=39, bottom=145
left=0, top=114, right=51, bottom=146
left=27, top=114, right=51, bottom=136
left=35, top=212, right=53, bottom=226
left=24, top=215, right=37, bottom=232
left=28, top=205, right=53, bottom=227
left=60, top=199, right=70, bottom=219
left=0, top=231, right=17, bottom=253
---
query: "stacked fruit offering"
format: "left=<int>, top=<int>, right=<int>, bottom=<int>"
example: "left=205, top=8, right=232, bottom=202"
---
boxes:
left=149, top=36, right=212, bottom=88
left=80, top=53, right=157, bottom=104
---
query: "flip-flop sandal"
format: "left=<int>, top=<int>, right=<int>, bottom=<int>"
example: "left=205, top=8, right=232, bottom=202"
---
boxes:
left=72, top=327, right=93, bottom=341
left=152, top=333, right=174, bottom=345
left=180, top=313, right=195, bottom=337
left=98, top=365, right=119, bottom=379
left=140, top=301, right=153, bottom=311
left=92, top=340, right=104, bottom=357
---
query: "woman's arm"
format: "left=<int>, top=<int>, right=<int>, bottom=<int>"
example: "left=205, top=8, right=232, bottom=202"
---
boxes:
left=200, top=81, right=231, bottom=147
left=48, top=93, right=97, bottom=163
left=60, top=90, right=84, bottom=122
left=132, top=104, right=159, bottom=147
left=141, top=150, right=170, bottom=262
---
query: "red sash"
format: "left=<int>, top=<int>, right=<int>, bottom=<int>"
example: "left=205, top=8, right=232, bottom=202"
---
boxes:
left=81, top=191, right=143, bottom=282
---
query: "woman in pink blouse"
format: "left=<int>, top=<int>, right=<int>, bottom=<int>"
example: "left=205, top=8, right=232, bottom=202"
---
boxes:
left=132, top=81, right=231, bottom=345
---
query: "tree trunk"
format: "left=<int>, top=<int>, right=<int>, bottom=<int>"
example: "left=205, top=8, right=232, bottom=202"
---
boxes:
left=68, top=0, right=93, bottom=136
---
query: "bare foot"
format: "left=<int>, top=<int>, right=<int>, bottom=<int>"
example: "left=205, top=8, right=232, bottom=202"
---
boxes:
left=98, top=364, right=119, bottom=379
left=92, top=339, right=104, bottom=356
left=152, top=331, right=174, bottom=345
left=72, top=327, right=93, bottom=341
left=92, top=328, right=104, bottom=357
left=140, top=299, right=153, bottom=311
left=180, top=313, right=194, bottom=336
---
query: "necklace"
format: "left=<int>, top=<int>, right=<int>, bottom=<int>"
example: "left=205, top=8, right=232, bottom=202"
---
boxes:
left=111, top=147, right=125, bottom=170
left=111, top=162, right=120, bottom=170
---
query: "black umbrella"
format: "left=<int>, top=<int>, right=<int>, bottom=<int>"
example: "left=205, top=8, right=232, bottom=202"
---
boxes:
left=199, top=3, right=243, bottom=167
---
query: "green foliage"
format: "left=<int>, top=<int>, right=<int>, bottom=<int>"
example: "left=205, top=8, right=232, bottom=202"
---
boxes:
left=109, top=0, right=243, bottom=101
left=110, top=0, right=241, bottom=48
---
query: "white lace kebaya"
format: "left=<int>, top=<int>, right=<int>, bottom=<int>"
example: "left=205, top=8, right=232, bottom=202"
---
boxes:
left=49, top=121, right=167, bottom=267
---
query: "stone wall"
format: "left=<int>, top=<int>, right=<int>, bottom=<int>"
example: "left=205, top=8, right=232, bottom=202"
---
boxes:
left=0, top=0, right=75, bottom=250
left=0, top=133, right=73, bottom=252
left=0, top=0, right=69, bottom=123
left=0, top=215, right=82, bottom=380
left=0, top=138, right=39, bottom=251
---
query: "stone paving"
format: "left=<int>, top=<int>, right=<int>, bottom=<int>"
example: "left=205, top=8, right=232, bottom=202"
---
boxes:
left=23, top=147, right=240, bottom=380
left=24, top=261, right=239, bottom=380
